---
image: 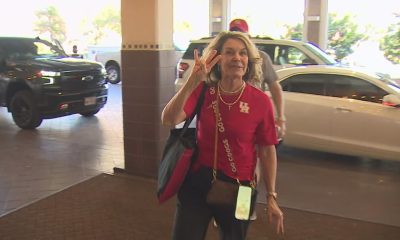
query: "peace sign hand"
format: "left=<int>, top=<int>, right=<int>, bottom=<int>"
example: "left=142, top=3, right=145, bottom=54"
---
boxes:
left=189, top=49, right=221, bottom=84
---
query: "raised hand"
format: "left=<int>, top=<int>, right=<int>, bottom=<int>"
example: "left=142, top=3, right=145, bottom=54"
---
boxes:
left=189, top=49, right=221, bottom=84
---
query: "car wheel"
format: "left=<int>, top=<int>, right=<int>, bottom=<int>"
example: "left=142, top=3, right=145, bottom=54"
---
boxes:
left=80, top=109, right=100, bottom=117
left=106, top=64, right=121, bottom=84
left=10, top=90, right=42, bottom=129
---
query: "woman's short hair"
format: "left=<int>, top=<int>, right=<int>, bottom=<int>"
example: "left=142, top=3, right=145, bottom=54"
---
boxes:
left=203, top=31, right=262, bottom=87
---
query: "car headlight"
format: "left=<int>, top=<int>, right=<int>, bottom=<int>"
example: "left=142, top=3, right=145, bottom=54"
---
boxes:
left=36, top=71, right=61, bottom=85
left=41, top=71, right=61, bottom=77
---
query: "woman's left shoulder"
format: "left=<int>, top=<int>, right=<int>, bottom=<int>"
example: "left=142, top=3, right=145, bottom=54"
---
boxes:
left=246, top=84, right=270, bottom=100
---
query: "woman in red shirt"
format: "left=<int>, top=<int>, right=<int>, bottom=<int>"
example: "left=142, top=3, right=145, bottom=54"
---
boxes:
left=162, top=31, right=284, bottom=240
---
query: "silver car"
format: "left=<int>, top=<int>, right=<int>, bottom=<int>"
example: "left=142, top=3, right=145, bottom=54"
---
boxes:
left=274, top=65, right=400, bottom=162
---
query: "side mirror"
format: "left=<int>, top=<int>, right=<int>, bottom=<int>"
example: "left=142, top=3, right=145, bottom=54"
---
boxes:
left=383, top=94, right=400, bottom=108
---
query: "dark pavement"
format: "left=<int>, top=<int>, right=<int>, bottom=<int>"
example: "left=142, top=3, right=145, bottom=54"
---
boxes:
left=0, top=173, right=399, bottom=240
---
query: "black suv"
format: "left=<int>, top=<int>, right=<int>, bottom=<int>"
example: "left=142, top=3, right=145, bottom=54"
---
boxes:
left=0, top=37, right=108, bottom=129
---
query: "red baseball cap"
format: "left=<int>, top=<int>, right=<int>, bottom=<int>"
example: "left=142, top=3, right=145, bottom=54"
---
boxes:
left=229, top=19, right=249, bottom=33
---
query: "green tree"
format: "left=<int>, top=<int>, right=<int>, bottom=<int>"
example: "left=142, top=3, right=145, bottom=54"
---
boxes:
left=380, top=14, right=400, bottom=64
left=327, top=13, right=364, bottom=60
left=281, top=23, right=303, bottom=40
left=34, top=6, right=66, bottom=43
left=83, top=6, right=121, bottom=45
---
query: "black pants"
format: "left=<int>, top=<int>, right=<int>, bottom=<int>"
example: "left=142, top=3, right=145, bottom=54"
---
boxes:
left=172, top=167, right=255, bottom=240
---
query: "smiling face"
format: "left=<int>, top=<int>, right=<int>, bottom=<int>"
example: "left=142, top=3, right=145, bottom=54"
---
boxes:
left=204, top=31, right=262, bottom=85
left=219, top=38, right=248, bottom=80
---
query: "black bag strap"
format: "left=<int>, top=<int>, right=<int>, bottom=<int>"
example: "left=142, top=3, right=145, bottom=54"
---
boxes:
left=180, top=83, right=208, bottom=133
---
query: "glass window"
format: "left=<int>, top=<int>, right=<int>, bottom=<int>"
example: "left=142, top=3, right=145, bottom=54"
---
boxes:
left=182, top=43, right=207, bottom=59
left=280, top=74, right=326, bottom=95
left=286, top=47, right=311, bottom=65
left=329, top=76, right=388, bottom=103
left=271, top=45, right=315, bottom=66
left=256, top=44, right=276, bottom=63
left=276, top=46, right=289, bottom=65
left=302, top=43, right=337, bottom=65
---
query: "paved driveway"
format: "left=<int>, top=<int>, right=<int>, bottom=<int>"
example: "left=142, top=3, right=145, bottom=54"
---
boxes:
left=1, top=83, right=400, bottom=229
left=0, top=84, right=124, bottom=216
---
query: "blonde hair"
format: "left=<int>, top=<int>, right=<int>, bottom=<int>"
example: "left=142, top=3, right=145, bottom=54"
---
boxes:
left=202, top=31, right=262, bottom=88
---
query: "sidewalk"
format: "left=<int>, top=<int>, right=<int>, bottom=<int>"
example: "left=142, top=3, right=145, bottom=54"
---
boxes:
left=0, top=173, right=399, bottom=240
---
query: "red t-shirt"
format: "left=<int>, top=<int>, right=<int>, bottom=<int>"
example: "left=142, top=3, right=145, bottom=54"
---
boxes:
left=184, top=82, right=278, bottom=181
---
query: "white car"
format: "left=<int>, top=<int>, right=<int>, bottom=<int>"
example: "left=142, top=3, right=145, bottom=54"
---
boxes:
left=175, top=36, right=338, bottom=92
left=274, top=65, right=400, bottom=162
left=94, top=50, right=121, bottom=84
left=86, top=46, right=122, bottom=84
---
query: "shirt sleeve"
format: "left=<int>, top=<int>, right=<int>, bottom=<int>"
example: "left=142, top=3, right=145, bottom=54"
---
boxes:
left=259, top=50, right=278, bottom=84
left=183, top=82, right=204, bottom=118
left=255, top=93, right=278, bottom=146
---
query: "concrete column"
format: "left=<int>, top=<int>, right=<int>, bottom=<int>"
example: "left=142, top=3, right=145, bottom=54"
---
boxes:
left=209, top=0, right=231, bottom=36
left=303, top=0, right=328, bottom=49
left=120, top=0, right=176, bottom=177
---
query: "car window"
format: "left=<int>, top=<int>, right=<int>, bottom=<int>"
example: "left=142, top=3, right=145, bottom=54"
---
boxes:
left=303, top=43, right=337, bottom=65
left=259, top=44, right=315, bottom=66
left=182, top=43, right=207, bottom=59
left=328, top=76, right=388, bottom=104
left=0, top=39, right=64, bottom=60
left=255, top=44, right=276, bottom=63
left=281, top=73, right=388, bottom=103
left=280, top=74, right=326, bottom=95
left=285, top=47, right=314, bottom=65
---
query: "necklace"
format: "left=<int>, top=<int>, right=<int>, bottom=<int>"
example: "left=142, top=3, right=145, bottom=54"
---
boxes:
left=218, top=81, right=245, bottom=94
left=218, top=83, right=246, bottom=110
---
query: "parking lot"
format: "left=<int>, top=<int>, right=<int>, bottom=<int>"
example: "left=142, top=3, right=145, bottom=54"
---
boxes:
left=0, top=84, right=124, bottom=216
left=1, top=83, right=399, bottom=229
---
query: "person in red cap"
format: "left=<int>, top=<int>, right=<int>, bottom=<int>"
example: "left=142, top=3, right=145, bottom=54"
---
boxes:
left=229, top=18, right=286, bottom=138
left=229, top=19, right=249, bottom=33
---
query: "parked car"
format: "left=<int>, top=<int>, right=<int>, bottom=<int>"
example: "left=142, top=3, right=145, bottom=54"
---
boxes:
left=273, top=65, right=400, bottom=162
left=91, top=45, right=184, bottom=85
left=94, top=50, right=121, bottom=84
left=175, top=36, right=338, bottom=91
left=0, top=37, right=108, bottom=129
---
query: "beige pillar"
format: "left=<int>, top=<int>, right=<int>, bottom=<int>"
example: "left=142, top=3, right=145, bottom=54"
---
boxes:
left=303, top=0, right=328, bottom=49
left=209, top=0, right=230, bottom=36
left=120, top=0, right=176, bottom=177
